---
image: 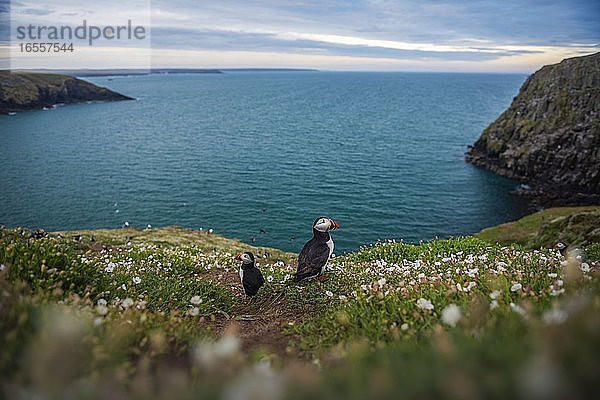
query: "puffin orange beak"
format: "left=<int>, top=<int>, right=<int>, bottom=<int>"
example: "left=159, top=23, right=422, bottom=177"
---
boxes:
left=329, top=219, right=339, bottom=230
left=234, top=253, right=242, bottom=261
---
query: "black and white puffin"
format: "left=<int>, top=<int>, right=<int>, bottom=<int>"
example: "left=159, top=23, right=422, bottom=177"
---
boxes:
left=293, top=217, right=339, bottom=282
left=234, top=252, right=265, bottom=297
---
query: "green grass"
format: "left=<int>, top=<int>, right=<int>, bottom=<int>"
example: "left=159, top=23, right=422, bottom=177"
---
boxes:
left=1, top=226, right=599, bottom=398
left=476, top=206, right=600, bottom=248
left=57, top=225, right=296, bottom=262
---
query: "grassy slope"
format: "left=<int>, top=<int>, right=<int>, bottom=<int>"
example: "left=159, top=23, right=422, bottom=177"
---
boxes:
left=57, top=225, right=295, bottom=262
left=476, top=206, right=600, bottom=248
left=1, top=225, right=600, bottom=399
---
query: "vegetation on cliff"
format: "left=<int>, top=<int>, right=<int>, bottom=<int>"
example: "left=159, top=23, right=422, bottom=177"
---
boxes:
left=466, top=52, right=600, bottom=205
left=1, top=225, right=599, bottom=398
left=0, top=71, right=133, bottom=114
left=477, top=206, right=600, bottom=249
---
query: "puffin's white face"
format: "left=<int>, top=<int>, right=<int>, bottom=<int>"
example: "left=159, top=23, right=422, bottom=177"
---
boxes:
left=314, top=217, right=339, bottom=232
left=235, top=252, right=253, bottom=264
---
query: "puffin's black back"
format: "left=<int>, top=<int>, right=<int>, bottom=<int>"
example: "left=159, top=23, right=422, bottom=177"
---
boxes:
left=243, top=267, right=265, bottom=296
left=293, top=220, right=332, bottom=282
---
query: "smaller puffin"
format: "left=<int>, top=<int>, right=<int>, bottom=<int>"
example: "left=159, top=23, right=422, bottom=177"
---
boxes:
left=234, top=252, right=265, bottom=298
left=294, top=217, right=339, bottom=282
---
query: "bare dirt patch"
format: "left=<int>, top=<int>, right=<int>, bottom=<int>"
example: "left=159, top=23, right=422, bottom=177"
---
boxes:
left=203, top=268, right=313, bottom=359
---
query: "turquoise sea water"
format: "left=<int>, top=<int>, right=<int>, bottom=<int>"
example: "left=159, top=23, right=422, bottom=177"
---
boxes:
left=0, top=72, right=530, bottom=253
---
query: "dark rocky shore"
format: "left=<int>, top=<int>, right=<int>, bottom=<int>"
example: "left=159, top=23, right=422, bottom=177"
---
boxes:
left=466, top=52, right=600, bottom=206
left=0, top=71, right=133, bottom=114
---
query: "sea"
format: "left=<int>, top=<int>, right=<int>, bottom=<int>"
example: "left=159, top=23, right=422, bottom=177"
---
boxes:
left=0, top=71, right=532, bottom=253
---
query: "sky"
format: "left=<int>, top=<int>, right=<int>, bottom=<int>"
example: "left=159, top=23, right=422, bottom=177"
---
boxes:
left=1, top=0, right=599, bottom=72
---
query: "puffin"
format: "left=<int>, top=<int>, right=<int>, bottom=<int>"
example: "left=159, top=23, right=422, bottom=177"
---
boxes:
left=293, top=217, right=339, bottom=282
left=234, top=252, right=265, bottom=297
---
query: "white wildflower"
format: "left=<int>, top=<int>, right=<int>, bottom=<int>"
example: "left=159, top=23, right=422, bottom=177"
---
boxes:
left=463, top=281, right=476, bottom=292
left=510, top=283, right=522, bottom=292
left=96, top=305, right=108, bottom=316
left=0, top=264, right=5, bottom=271
left=400, top=323, right=409, bottom=331
left=377, top=277, right=386, bottom=286
left=441, top=304, right=462, bottom=327
left=121, top=284, right=127, bottom=290
left=510, top=302, right=527, bottom=317
left=416, top=298, right=434, bottom=310
left=122, top=298, right=134, bottom=309
left=267, top=275, right=274, bottom=283
left=104, top=262, right=115, bottom=273
left=580, top=263, right=590, bottom=273
left=489, top=290, right=501, bottom=300
left=190, top=295, right=203, bottom=305
left=467, top=268, right=479, bottom=278
left=339, top=295, right=347, bottom=301
left=542, top=309, right=568, bottom=325
left=325, top=290, right=333, bottom=297
left=547, top=273, right=558, bottom=278
left=133, top=276, right=141, bottom=284
left=193, top=335, right=240, bottom=368
left=97, top=298, right=107, bottom=307
left=490, top=300, right=498, bottom=310
left=188, top=307, right=200, bottom=316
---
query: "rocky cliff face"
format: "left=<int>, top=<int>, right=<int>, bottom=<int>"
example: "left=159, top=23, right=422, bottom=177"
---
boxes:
left=466, top=52, right=600, bottom=205
left=0, top=71, right=133, bottom=114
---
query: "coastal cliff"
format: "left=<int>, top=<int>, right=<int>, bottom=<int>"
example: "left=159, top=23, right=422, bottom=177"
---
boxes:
left=0, top=71, right=133, bottom=114
left=466, top=52, right=600, bottom=205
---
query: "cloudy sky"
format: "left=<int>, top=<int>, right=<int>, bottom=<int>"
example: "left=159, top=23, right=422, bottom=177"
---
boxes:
left=2, top=0, right=599, bottom=71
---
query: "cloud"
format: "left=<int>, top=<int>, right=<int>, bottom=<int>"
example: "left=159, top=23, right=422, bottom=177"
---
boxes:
left=0, top=0, right=8, bottom=45
left=146, top=0, right=599, bottom=70
left=19, top=8, right=54, bottom=16
left=150, top=26, right=541, bottom=63
left=4, top=0, right=600, bottom=71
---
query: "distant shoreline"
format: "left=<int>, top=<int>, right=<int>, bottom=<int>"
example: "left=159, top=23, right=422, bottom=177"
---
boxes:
left=0, top=71, right=133, bottom=114
left=6, top=68, right=320, bottom=78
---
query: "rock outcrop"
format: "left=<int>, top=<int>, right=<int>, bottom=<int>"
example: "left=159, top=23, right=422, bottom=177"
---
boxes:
left=466, top=52, right=600, bottom=205
left=0, top=71, right=133, bottom=114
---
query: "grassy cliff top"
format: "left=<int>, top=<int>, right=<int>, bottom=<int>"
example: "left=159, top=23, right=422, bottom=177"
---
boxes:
left=477, top=206, right=600, bottom=248
left=2, top=220, right=600, bottom=398
left=56, top=225, right=295, bottom=262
